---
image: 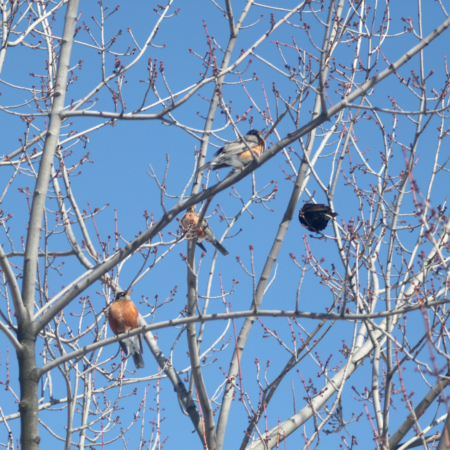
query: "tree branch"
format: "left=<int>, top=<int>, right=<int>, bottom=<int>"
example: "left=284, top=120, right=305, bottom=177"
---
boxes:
left=37, top=298, right=450, bottom=377
left=21, top=0, right=80, bottom=317
left=0, top=240, right=26, bottom=324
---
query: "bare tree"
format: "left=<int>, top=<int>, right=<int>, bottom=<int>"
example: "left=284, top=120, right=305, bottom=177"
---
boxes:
left=1, top=0, right=450, bottom=449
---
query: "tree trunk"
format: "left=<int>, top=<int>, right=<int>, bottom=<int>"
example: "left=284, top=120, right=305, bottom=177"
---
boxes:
left=18, top=333, right=40, bottom=450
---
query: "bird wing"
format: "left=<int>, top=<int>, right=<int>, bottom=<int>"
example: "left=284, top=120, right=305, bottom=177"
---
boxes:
left=214, top=135, right=260, bottom=158
left=138, top=333, right=143, bottom=353
left=201, top=220, right=229, bottom=256
left=119, top=340, right=129, bottom=355
left=201, top=219, right=217, bottom=242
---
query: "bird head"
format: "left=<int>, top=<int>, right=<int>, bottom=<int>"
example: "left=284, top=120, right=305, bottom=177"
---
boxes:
left=114, top=290, right=132, bottom=301
left=246, top=129, right=264, bottom=136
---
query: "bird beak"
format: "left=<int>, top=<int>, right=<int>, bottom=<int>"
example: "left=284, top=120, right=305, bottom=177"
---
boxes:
left=258, top=129, right=264, bottom=134
left=126, top=290, right=133, bottom=296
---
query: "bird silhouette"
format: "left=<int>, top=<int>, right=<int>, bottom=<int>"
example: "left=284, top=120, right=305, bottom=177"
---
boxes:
left=299, top=203, right=338, bottom=233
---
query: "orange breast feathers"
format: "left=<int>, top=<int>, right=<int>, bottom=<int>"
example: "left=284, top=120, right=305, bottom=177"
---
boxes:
left=238, top=144, right=265, bottom=162
left=108, top=300, right=139, bottom=335
left=180, top=209, right=203, bottom=239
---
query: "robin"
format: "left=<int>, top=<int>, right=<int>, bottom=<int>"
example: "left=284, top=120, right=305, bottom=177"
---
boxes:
left=197, top=129, right=266, bottom=172
left=299, top=203, right=338, bottom=233
left=108, top=291, right=144, bottom=369
left=180, top=206, right=229, bottom=256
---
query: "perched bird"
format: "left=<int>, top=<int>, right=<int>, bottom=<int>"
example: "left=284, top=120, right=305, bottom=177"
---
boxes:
left=108, top=291, right=144, bottom=369
left=180, top=206, right=229, bottom=256
left=197, top=129, right=266, bottom=172
left=299, top=203, right=338, bottom=233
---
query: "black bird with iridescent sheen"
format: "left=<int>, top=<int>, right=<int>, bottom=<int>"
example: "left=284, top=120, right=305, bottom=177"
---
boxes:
left=299, top=203, right=338, bottom=233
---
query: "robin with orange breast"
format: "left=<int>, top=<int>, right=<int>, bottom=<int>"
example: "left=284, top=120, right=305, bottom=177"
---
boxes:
left=108, top=291, right=144, bottom=369
left=197, top=129, right=266, bottom=172
left=180, top=206, right=229, bottom=256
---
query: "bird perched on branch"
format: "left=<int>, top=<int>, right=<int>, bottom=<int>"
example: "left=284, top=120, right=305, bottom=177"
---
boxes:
left=180, top=206, right=229, bottom=256
left=108, top=291, right=144, bottom=369
left=299, top=203, right=338, bottom=233
left=197, top=129, right=266, bottom=172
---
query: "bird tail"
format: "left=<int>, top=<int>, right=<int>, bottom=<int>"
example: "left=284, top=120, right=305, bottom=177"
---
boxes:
left=131, top=351, right=145, bottom=369
left=213, top=240, right=229, bottom=256
left=123, top=335, right=144, bottom=369
left=196, top=242, right=207, bottom=253
left=197, top=161, right=211, bottom=173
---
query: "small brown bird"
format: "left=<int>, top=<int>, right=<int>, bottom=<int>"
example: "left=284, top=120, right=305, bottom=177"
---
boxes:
left=299, top=203, right=338, bottom=233
left=197, top=129, right=266, bottom=172
left=108, top=291, right=144, bottom=369
left=180, top=206, right=229, bottom=256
